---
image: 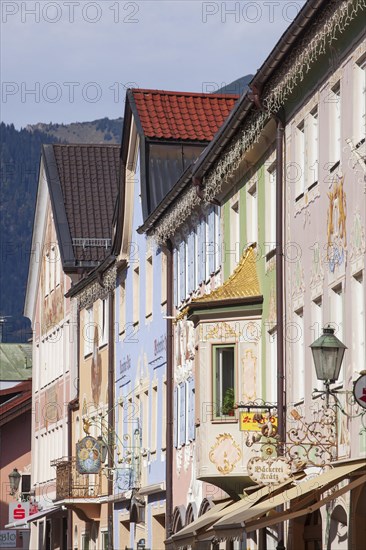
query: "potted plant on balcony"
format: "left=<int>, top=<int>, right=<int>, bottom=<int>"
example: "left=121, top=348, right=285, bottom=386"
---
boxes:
left=221, top=388, right=235, bottom=416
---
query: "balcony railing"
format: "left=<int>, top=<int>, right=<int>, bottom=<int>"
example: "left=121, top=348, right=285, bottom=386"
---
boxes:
left=52, top=457, right=102, bottom=500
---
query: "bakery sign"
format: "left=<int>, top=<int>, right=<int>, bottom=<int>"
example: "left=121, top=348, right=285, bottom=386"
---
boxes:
left=247, top=457, right=291, bottom=485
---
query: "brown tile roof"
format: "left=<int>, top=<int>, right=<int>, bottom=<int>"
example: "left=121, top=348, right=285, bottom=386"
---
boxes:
left=0, top=380, right=32, bottom=426
left=51, top=144, right=120, bottom=263
left=130, top=89, right=239, bottom=141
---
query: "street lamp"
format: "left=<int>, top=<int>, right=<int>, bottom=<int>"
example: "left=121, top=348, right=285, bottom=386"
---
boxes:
left=310, top=325, right=347, bottom=403
left=8, top=468, right=21, bottom=496
left=310, top=325, right=347, bottom=383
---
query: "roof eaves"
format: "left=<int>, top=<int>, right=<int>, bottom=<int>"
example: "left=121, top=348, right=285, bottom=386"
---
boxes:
left=42, top=144, right=76, bottom=267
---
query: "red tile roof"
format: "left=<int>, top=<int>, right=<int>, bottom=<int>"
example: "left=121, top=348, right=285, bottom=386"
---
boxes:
left=130, top=89, right=239, bottom=141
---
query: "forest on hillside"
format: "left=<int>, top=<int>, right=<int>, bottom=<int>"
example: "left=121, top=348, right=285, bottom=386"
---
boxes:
left=0, top=118, right=123, bottom=342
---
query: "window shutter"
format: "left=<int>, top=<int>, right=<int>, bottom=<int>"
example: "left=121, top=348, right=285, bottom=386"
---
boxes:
left=215, top=206, right=221, bottom=272
left=179, top=383, right=186, bottom=446
left=197, top=223, right=202, bottom=284
left=174, top=386, right=178, bottom=448
left=188, top=377, right=195, bottom=441
left=208, top=207, right=215, bottom=275
left=188, top=230, right=195, bottom=294
left=173, top=249, right=178, bottom=307
left=179, top=240, right=186, bottom=302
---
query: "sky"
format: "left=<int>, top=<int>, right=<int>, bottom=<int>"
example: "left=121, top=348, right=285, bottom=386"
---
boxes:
left=1, top=0, right=306, bottom=129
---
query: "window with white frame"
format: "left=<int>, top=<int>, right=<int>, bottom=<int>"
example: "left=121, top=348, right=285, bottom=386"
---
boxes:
left=133, top=265, right=140, bottom=325
left=187, top=228, right=196, bottom=295
left=214, top=206, right=221, bottom=272
left=307, top=106, right=319, bottom=187
left=178, top=238, right=187, bottom=303
left=329, top=283, right=344, bottom=382
left=329, top=81, right=341, bottom=168
left=161, top=379, right=167, bottom=450
left=55, top=244, right=61, bottom=287
left=267, top=329, right=277, bottom=403
left=119, top=278, right=126, bottom=335
left=145, top=254, right=153, bottom=319
left=50, top=245, right=56, bottom=291
left=161, top=248, right=167, bottom=306
left=101, top=532, right=109, bottom=550
left=99, top=297, right=108, bottom=347
left=151, top=385, right=157, bottom=453
left=213, top=345, right=235, bottom=418
left=81, top=533, right=90, bottom=550
left=293, top=308, right=304, bottom=403
left=84, top=306, right=94, bottom=356
left=246, top=183, right=257, bottom=248
left=354, top=55, right=366, bottom=146
left=45, top=250, right=50, bottom=296
left=311, top=296, right=323, bottom=391
left=266, top=166, right=276, bottom=253
left=352, top=272, right=364, bottom=373
left=295, top=120, right=305, bottom=199
left=230, top=200, right=240, bottom=271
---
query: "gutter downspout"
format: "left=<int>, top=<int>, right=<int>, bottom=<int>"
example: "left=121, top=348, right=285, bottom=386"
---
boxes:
left=275, top=110, right=286, bottom=550
left=165, top=239, right=174, bottom=546
left=108, top=289, right=115, bottom=550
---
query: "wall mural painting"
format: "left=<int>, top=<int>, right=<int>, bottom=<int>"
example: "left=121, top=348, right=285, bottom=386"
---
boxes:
left=209, top=433, right=241, bottom=475
left=309, top=241, right=324, bottom=290
left=349, top=210, right=366, bottom=263
left=327, top=175, right=347, bottom=274
left=91, top=324, right=102, bottom=405
left=241, top=348, right=257, bottom=403
left=204, top=321, right=239, bottom=341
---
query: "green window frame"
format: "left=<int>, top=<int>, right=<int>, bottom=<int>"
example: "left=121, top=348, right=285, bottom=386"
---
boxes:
left=212, top=344, right=236, bottom=418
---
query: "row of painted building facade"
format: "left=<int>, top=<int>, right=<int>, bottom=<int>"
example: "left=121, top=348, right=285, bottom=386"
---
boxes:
left=17, top=1, right=366, bottom=549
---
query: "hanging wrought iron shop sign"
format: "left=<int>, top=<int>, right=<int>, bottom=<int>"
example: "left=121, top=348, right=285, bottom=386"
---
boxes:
left=247, top=456, right=291, bottom=485
left=239, top=411, right=278, bottom=434
left=353, top=374, right=366, bottom=409
left=76, top=436, right=102, bottom=474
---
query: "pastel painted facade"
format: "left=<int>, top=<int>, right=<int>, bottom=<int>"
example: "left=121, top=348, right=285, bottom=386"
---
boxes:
left=24, top=144, right=120, bottom=550
left=283, top=20, right=366, bottom=550
left=24, top=162, right=73, bottom=550
left=113, top=126, right=167, bottom=550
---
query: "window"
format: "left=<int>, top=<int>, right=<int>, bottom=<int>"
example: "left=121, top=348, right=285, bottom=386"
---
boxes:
left=213, top=345, right=235, bottom=418
left=308, top=106, right=319, bottom=187
left=161, top=379, right=167, bottom=450
left=293, top=308, right=304, bottom=403
left=145, top=254, right=153, bottom=319
left=119, top=278, right=126, bottom=335
left=352, top=272, right=365, bottom=374
left=151, top=385, right=157, bottom=453
left=81, top=533, right=90, bottom=550
left=178, top=239, right=186, bottom=303
left=329, top=82, right=341, bottom=168
left=55, top=244, right=61, bottom=287
left=142, top=390, right=149, bottom=451
left=231, top=201, right=240, bottom=271
left=173, top=248, right=179, bottom=307
left=99, top=297, right=108, bottom=347
left=354, top=55, right=366, bottom=146
left=133, top=265, right=140, bottom=325
left=187, top=377, right=195, bottom=442
left=84, top=306, right=94, bottom=356
left=295, top=121, right=305, bottom=199
left=161, top=248, right=167, bottom=306
left=267, top=330, right=277, bottom=403
left=266, top=167, right=276, bottom=253
left=246, top=183, right=257, bottom=248
left=101, top=532, right=109, bottom=550
left=311, top=297, right=323, bottom=391
left=214, top=206, right=221, bottom=272
left=187, top=229, right=196, bottom=294
left=45, top=251, right=50, bottom=296
left=50, top=245, right=55, bottom=291
left=329, top=283, right=344, bottom=382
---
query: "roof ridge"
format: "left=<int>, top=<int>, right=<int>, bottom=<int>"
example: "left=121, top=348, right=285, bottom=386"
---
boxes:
left=131, top=88, right=239, bottom=99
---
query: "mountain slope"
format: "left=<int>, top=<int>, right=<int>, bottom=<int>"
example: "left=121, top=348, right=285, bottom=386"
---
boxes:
left=0, top=118, right=123, bottom=342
